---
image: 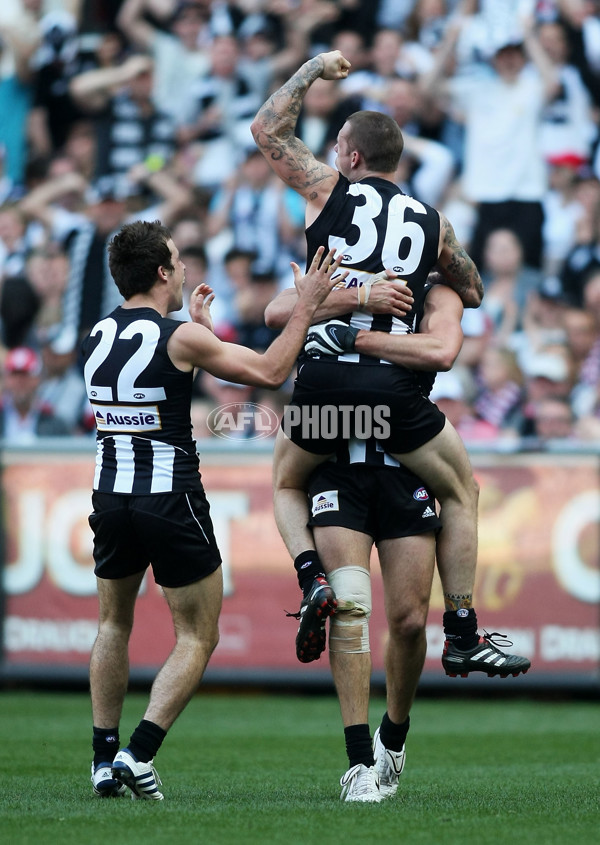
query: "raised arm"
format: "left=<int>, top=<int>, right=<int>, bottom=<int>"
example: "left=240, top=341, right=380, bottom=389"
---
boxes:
left=69, top=55, right=154, bottom=111
left=521, top=15, right=561, bottom=101
left=116, top=0, right=164, bottom=50
left=127, top=161, right=192, bottom=226
left=19, top=171, right=88, bottom=228
left=435, top=213, right=484, bottom=308
left=418, top=12, right=462, bottom=105
left=250, top=50, right=350, bottom=210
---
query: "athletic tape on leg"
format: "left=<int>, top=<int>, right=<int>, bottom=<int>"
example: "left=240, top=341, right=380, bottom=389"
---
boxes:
left=328, top=566, right=371, bottom=653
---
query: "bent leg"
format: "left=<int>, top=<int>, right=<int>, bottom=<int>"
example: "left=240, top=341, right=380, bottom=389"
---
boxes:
left=90, top=571, right=145, bottom=729
left=144, top=567, right=223, bottom=731
left=391, top=419, right=478, bottom=598
left=272, top=429, right=333, bottom=557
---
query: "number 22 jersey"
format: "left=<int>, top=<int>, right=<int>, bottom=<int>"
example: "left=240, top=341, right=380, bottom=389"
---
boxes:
left=82, top=306, right=201, bottom=495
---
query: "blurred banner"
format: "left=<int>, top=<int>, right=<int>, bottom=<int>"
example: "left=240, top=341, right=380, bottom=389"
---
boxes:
left=1, top=444, right=599, bottom=687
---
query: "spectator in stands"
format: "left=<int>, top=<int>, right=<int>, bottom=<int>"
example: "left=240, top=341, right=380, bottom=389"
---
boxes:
left=210, top=246, right=256, bottom=340
left=386, top=78, right=455, bottom=205
left=564, top=304, right=600, bottom=417
left=517, top=349, right=574, bottom=438
left=168, top=242, right=210, bottom=322
left=429, top=369, right=500, bottom=443
left=560, top=174, right=600, bottom=306
left=509, top=275, right=567, bottom=367
left=479, top=228, right=542, bottom=343
left=19, top=162, right=190, bottom=354
left=421, top=12, right=560, bottom=269
left=207, top=148, right=294, bottom=278
left=403, top=0, right=450, bottom=55
left=337, top=28, right=412, bottom=105
left=24, top=245, right=68, bottom=337
left=569, top=269, right=600, bottom=413
left=27, top=10, right=96, bottom=160
left=0, top=18, right=35, bottom=192
left=0, top=273, right=39, bottom=348
left=537, top=18, right=595, bottom=162
left=178, top=34, right=260, bottom=189
left=231, top=270, right=280, bottom=353
left=117, top=0, right=210, bottom=125
left=61, top=120, right=98, bottom=183
left=69, top=54, right=178, bottom=196
left=527, top=396, right=577, bottom=445
left=0, top=201, right=42, bottom=278
left=237, top=8, right=315, bottom=103
left=473, top=345, right=524, bottom=433
left=37, top=327, right=90, bottom=433
left=19, top=170, right=129, bottom=352
left=0, top=345, right=70, bottom=441
left=295, top=76, right=358, bottom=160
left=330, top=30, right=370, bottom=82
left=542, top=152, right=587, bottom=276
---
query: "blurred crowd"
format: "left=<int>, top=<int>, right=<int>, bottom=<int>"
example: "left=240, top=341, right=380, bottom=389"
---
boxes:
left=0, top=0, right=599, bottom=449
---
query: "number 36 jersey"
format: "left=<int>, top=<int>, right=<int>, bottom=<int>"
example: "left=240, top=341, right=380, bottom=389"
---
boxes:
left=82, top=306, right=201, bottom=495
left=305, top=175, right=440, bottom=363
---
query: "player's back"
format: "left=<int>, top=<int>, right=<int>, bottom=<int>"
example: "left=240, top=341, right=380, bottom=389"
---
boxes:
left=306, top=174, right=440, bottom=336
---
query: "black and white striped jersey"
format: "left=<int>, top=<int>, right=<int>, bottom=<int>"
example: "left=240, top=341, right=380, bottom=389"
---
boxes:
left=329, top=284, right=438, bottom=470
left=304, top=175, right=440, bottom=365
left=82, top=306, right=201, bottom=495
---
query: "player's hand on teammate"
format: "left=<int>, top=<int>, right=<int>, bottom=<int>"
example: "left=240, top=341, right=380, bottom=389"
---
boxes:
left=317, top=50, right=351, bottom=81
left=365, top=270, right=414, bottom=317
left=304, top=321, right=359, bottom=358
left=291, top=246, right=348, bottom=307
left=189, top=283, right=215, bottom=332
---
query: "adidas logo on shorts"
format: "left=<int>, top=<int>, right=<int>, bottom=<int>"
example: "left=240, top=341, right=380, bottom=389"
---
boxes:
left=422, top=506, right=435, bottom=518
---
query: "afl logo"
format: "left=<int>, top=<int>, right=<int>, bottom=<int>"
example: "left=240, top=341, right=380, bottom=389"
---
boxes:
left=393, top=266, right=404, bottom=273
left=413, top=487, right=429, bottom=501
left=207, top=402, right=280, bottom=441
left=342, top=254, right=352, bottom=261
left=134, top=393, right=145, bottom=399
left=90, top=390, right=97, bottom=397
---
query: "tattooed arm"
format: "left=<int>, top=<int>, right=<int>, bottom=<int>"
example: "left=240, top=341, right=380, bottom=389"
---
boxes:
left=435, top=213, right=484, bottom=308
left=250, top=51, right=351, bottom=214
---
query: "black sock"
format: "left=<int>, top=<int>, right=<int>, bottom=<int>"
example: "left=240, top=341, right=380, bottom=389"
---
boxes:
left=128, top=719, right=167, bottom=763
left=378, top=712, right=410, bottom=753
left=92, top=726, right=120, bottom=767
left=344, top=723, right=375, bottom=768
left=293, top=550, right=326, bottom=596
left=443, top=608, right=479, bottom=650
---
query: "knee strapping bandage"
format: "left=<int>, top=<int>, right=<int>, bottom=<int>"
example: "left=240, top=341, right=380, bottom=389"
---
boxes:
left=328, top=566, right=372, bottom=654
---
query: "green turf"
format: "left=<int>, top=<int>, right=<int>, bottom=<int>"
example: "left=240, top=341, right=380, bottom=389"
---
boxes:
left=0, top=690, right=598, bottom=845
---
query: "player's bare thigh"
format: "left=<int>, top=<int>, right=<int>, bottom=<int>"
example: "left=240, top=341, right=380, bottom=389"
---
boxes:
left=390, top=419, right=476, bottom=502
left=162, top=567, right=223, bottom=641
left=272, top=428, right=334, bottom=489
left=312, top=524, right=373, bottom=574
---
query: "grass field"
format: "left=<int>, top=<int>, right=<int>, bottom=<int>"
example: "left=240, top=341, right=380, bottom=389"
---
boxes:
left=0, top=690, right=598, bottom=845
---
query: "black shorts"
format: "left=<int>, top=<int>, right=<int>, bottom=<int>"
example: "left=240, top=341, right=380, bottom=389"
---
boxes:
left=89, top=489, right=222, bottom=588
left=307, top=462, right=442, bottom=544
left=284, top=360, right=446, bottom=454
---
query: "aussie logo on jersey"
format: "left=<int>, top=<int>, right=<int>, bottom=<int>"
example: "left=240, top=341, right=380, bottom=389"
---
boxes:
left=92, top=403, right=162, bottom=432
left=311, top=489, right=339, bottom=515
left=413, top=487, right=430, bottom=502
